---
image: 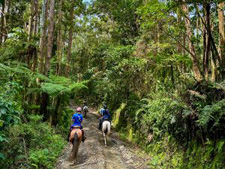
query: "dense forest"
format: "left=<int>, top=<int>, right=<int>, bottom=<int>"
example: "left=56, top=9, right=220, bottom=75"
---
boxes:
left=0, top=0, right=225, bottom=168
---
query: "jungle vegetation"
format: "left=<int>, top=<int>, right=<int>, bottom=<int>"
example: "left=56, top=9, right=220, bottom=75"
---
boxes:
left=0, top=0, right=225, bottom=168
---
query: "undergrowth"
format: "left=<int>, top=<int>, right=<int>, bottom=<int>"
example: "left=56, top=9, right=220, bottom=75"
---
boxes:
left=0, top=115, right=66, bottom=169
left=111, top=81, right=225, bottom=168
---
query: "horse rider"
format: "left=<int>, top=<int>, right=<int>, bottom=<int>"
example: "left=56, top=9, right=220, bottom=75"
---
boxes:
left=68, top=107, right=86, bottom=142
left=82, top=100, right=88, bottom=113
left=83, top=100, right=87, bottom=107
left=98, top=104, right=110, bottom=130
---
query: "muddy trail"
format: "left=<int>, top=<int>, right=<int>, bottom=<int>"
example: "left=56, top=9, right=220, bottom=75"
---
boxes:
left=56, top=107, right=150, bottom=169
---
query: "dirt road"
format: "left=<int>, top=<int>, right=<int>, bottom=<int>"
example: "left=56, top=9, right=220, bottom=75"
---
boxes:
left=56, top=109, right=150, bottom=169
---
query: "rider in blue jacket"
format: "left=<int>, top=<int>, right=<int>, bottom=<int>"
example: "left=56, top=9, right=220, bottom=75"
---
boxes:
left=68, top=107, right=86, bottom=142
left=99, top=104, right=110, bottom=130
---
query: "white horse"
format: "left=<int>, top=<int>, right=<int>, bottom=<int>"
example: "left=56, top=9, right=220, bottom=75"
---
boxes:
left=102, top=120, right=111, bottom=147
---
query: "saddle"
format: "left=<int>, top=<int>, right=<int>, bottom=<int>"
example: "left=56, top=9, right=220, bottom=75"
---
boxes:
left=72, top=126, right=81, bottom=129
left=103, top=118, right=109, bottom=122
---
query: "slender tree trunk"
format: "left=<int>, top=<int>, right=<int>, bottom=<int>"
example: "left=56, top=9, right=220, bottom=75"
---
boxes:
left=218, top=2, right=225, bottom=78
left=57, top=0, right=63, bottom=75
left=45, top=0, right=55, bottom=75
left=41, top=92, right=49, bottom=121
left=52, top=96, right=61, bottom=126
left=3, top=0, right=10, bottom=42
left=182, top=1, right=202, bottom=81
left=203, top=3, right=211, bottom=81
left=40, top=0, right=55, bottom=120
left=177, top=10, right=182, bottom=54
left=33, top=0, right=39, bottom=35
left=38, top=0, right=49, bottom=118
left=0, top=4, right=4, bottom=44
left=38, top=0, right=49, bottom=74
left=32, top=48, right=37, bottom=71
left=66, top=1, right=75, bottom=77
left=28, top=1, right=35, bottom=41
left=31, top=0, right=39, bottom=71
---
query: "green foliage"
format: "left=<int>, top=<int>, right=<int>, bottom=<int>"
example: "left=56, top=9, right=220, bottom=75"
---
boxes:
left=0, top=115, right=66, bottom=169
left=0, top=96, right=21, bottom=159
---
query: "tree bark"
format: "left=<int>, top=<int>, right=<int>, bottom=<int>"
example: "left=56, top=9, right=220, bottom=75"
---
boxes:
left=28, top=0, right=35, bottom=41
left=3, top=0, right=10, bottom=42
left=33, top=0, right=39, bottom=35
left=41, top=92, right=49, bottom=121
left=52, top=96, right=61, bottom=126
left=38, top=0, right=49, bottom=74
left=203, top=3, right=211, bottom=81
left=57, top=0, right=63, bottom=75
left=31, top=0, right=39, bottom=71
left=66, top=1, right=75, bottom=77
left=45, top=0, right=55, bottom=75
left=182, top=1, right=202, bottom=82
left=218, top=2, right=225, bottom=78
left=0, top=4, right=4, bottom=44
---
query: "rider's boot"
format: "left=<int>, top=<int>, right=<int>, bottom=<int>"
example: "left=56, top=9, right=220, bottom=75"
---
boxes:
left=98, top=118, right=102, bottom=130
left=98, top=122, right=101, bottom=130
left=81, top=129, right=86, bottom=142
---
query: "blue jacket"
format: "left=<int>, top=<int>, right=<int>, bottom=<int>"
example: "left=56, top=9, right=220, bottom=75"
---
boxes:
left=102, top=109, right=110, bottom=120
left=71, top=113, right=83, bottom=128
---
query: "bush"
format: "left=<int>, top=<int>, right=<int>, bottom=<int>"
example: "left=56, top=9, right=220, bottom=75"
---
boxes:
left=0, top=115, right=66, bottom=169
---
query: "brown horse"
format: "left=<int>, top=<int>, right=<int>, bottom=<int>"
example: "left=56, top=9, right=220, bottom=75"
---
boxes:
left=68, top=126, right=82, bottom=164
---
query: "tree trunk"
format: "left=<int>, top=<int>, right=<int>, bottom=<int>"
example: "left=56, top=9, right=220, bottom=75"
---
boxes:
left=52, top=96, right=61, bottom=126
left=40, top=92, right=49, bottom=121
left=0, top=4, right=4, bottom=44
left=31, top=0, right=39, bottom=71
left=218, top=2, right=225, bottom=78
left=182, top=1, right=202, bottom=82
left=177, top=10, right=182, bottom=54
left=66, top=1, right=75, bottom=77
left=38, top=0, right=49, bottom=74
left=32, top=48, right=37, bottom=71
left=45, top=0, right=55, bottom=75
left=33, top=0, right=39, bottom=35
left=28, top=0, right=35, bottom=41
left=3, top=0, right=10, bottom=42
left=57, top=0, right=63, bottom=75
left=203, top=3, right=211, bottom=81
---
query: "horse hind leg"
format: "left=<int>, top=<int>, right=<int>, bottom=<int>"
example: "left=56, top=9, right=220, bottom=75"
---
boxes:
left=104, top=133, right=107, bottom=147
left=69, top=133, right=79, bottom=163
left=105, top=135, right=107, bottom=147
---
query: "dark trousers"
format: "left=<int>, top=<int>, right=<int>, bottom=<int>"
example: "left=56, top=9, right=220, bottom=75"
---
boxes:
left=99, top=118, right=103, bottom=130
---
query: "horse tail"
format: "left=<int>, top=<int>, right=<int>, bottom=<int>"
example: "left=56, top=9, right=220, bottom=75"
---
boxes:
left=69, top=132, right=80, bottom=162
left=104, top=123, right=108, bottom=134
left=73, top=132, right=78, bottom=144
left=104, top=122, right=111, bottom=135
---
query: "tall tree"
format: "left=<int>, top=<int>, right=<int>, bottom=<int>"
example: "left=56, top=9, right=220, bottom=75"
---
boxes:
left=0, top=3, right=4, bottom=44
left=65, top=0, right=75, bottom=77
left=182, top=0, right=202, bottom=81
left=203, top=3, right=211, bottom=80
left=218, top=2, right=225, bottom=77
left=57, top=0, right=63, bottom=75
left=32, top=0, right=39, bottom=71
left=38, top=0, right=49, bottom=74
left=28, top=0, right=35, bottom=41
left=3, top=0, right=10, bottom=42
left=45, top=0, right=55, bottom=75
